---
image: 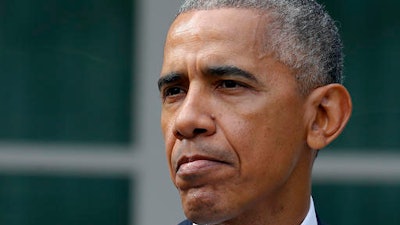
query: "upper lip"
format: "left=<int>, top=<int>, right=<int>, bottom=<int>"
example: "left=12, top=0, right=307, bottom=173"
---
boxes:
left=176, top=155, right=223, bottom=172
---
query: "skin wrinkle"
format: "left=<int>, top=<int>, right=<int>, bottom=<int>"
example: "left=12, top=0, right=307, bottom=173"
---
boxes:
left=160, top=4, right=352, bottom=225
left=162, top=9, right=310, bottom=225
left=177, top=0, right=344, bottom=94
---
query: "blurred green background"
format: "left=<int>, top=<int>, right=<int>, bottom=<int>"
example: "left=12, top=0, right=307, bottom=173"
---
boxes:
left=0, top=0, right=133, bottom=224
left=0, top=0, right=133, bottom=144
left=0, top=0, right=399, bottom=224
left=315, top=0, right=400, bottom=224
left=322, top=0, right=400, bottom=149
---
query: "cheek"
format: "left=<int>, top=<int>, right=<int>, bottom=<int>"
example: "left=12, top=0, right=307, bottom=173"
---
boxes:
left=161, top=111, right=175, bottom=145
left=160, top=111, right=170, bottom=136
left=161, top=113, right=176, bottom=170
left=219, top=111, right=273, bottom=168
left=163, top=132, right=179, bottom=184
left=224, top=102, right=303, bottom=176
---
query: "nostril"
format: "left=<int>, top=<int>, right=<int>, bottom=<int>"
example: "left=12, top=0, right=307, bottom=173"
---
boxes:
left=174, top=130, right=184, bottom=140
left=174, top=128, right=208, bottom=140
left=193, top=128, right=207, bottom=134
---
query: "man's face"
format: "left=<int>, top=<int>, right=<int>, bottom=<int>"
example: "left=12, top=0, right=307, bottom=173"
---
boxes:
left=160, top=8, right=312, bottom=224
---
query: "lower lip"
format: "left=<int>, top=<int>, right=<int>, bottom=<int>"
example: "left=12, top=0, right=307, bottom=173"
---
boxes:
left=177, top=159, right=224, bottom=175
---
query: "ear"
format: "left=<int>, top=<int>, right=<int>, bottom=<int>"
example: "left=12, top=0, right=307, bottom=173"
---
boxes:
left=305, top=84, right=352, bottom=150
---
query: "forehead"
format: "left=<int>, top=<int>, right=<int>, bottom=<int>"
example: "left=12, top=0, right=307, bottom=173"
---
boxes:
left=161, top=8, right=299, bottom=94
left=172, top=9, right=264, bottom=35
left=165, top=8, right=269, bottom=53
left=162, top=9, right=273, bottom=74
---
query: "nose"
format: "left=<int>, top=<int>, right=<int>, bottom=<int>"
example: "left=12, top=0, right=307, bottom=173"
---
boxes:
left=173, top=87, right=216, bottom=140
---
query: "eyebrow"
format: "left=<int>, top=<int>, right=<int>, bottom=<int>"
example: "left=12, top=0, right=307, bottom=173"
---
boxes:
left=206, top=65, right=258, bottom=82
left=158, top=65, right=258, bottom=91
left=158, top=72, right=182, bottom=91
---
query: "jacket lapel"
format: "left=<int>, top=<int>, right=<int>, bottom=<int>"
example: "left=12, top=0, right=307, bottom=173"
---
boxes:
left=177, top=219, right=192, bottom=225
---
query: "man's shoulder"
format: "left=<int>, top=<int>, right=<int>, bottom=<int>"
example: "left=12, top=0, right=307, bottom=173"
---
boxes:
left=177, top=219, right=192, bottom=225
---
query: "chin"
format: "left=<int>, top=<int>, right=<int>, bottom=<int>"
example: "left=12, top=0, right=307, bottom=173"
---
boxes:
left=181, top=191, right=234, bottom=225
left=185, top=211, right=228, bottom=225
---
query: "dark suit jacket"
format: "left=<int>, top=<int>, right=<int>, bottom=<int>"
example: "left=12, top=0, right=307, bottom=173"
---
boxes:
left=178, top=216, right=326, bottom=225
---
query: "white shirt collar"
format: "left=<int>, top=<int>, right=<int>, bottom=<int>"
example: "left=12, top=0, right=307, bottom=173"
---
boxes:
left=193, top=196, right=318, bottom=225
left=301, top=196, right=318, bottom=225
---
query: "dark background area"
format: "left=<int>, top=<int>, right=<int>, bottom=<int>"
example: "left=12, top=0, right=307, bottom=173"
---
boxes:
left=0, top=0, right=398, bottom=224
left=0, top=1, right=133, bottom=224
left=315, top=0, right=400, bottom=224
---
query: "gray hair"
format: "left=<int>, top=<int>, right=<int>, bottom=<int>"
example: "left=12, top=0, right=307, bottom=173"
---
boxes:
left=177, top=0, right=344, bottom=94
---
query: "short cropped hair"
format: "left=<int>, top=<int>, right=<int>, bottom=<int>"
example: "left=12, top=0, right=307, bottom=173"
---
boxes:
left=177, top=0, right=344, bottom=94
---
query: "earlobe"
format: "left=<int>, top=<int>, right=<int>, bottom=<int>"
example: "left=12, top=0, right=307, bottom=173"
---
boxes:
left=306, top=84, right=352, bottom=150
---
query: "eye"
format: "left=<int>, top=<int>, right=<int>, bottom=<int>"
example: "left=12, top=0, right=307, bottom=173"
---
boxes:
left=219, top=80, right=244, bottom=89
left=164, top=86, right=185, bottom=97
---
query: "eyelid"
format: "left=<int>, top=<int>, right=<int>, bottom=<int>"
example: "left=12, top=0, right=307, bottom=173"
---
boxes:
left=161, top=85, right=180, bottom=96
left=217, top=79, right=248, bottom=88
left=158, top=72, right=183, bottom=92
left=165, top=85, right=186, bottom=95
left=160, top=84, right=188, bottom=104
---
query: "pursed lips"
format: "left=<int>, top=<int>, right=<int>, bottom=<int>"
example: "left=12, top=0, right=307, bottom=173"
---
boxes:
left=173, top=151, right=237, bottom=190
left=176, top=155, right=227, bottom=173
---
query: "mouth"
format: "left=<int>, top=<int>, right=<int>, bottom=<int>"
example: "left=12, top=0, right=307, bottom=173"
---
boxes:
left=173, top=154, right=235, bottom=190
left=176, top=155, right=227, bottom=173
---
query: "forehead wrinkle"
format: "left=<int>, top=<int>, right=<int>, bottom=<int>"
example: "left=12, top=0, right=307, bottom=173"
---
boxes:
left=163, top=9, right=277, bottom=86
left=171, top=9, right=265, bottom=45
left=168, top=11, right=219, bottom=46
